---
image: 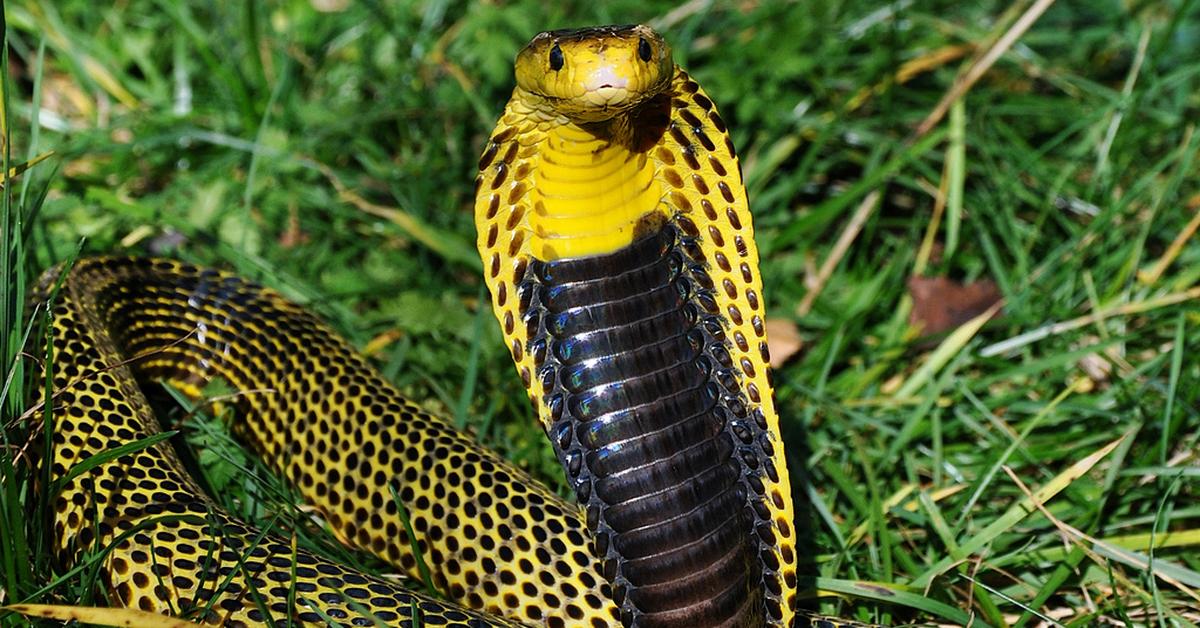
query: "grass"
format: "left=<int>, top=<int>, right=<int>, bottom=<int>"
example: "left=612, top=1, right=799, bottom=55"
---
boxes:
left=1, top=0, right=1198, bottom=625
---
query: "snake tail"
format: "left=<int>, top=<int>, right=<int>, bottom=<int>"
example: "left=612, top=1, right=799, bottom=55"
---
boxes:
left=476, top=25, right=798, bottom=627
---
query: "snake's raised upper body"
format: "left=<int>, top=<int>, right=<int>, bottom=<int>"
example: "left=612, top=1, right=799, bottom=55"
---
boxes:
left=476, top=25, right=798, bottom=627
left=35, top=24, right=805, bottom=628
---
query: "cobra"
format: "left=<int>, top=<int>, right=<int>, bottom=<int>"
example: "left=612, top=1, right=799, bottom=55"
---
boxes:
left=32, top=24, right=833, bottom=628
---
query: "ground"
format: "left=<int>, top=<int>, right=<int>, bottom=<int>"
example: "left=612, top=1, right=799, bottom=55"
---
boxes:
left=1, top=1, right=1198, bottom=626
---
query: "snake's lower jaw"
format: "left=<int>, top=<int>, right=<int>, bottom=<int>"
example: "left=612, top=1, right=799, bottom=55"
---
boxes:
left=586, top=87, right=629, bottom=107
left=546, top=93, right=646, bottom=124
left=522, top=222, right=779, bottom=626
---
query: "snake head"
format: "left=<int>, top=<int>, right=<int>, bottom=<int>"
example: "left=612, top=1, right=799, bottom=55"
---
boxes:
left=515, top=24, right=674, bottom=122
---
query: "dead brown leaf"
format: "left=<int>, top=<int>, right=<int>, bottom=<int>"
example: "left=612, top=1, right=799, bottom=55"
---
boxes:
left=765, top=318, right=803, bottom=368
left=908, top=276, right=1003, bottom=336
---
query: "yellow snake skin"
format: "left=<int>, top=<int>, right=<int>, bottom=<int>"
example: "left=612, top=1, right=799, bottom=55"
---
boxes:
left=37, top=258, right=611, bottom=626
left=31, top=24, right=863, bottom=628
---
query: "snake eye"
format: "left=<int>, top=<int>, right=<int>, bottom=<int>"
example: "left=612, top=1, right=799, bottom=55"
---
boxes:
left=637, top=37, right=652, bottom=62
left=549, top=44, right=564, bottom=71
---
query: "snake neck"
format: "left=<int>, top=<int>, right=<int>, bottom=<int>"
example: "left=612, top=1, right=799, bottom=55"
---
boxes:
left=529, top=121, right=661, bottom=260
left=498, top=87, right=672, bottom=261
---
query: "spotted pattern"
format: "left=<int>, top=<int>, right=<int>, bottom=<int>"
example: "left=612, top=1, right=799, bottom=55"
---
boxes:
left=475, top=66, right=798, bottom=625
left=35, top=257, right=615, bottom=626
left=651, top=75, right=800, bottom=621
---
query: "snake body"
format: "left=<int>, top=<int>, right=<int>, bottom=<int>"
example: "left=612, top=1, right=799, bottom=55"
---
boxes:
left=38, top=258, right=607, bottom=626
left=34, top=25, right=813, bottom=628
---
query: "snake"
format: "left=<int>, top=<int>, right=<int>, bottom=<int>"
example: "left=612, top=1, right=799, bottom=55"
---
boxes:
left=31, top=24, right=848, bottom=628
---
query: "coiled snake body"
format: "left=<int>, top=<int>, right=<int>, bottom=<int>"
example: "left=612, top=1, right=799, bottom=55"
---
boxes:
left=34, top=25, right=832, bottom=628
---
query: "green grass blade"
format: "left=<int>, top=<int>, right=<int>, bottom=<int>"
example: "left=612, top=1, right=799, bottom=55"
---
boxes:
left=812, top=577, right=988, bottom=626
left=914, top=434, right=1128, bottom=588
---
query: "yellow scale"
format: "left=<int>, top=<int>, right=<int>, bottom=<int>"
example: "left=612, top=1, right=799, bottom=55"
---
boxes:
left=530, top=123, right=662, bottom=260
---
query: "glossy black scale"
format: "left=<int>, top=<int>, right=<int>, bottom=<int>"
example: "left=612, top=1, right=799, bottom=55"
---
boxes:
left=522, top=223, right=775, bottom=627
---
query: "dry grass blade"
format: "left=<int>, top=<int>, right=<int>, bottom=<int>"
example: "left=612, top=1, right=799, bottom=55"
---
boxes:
left=1138, top=192, right=1200, bottom=285
left=980, top=287, right=1200, bottom=357
left=4, top=604, right=202, bottom=627
left=913, top=432, right=1127, bottom=588
left=796, top=191, right=880, bottom=316
left=801, top=0, right=1059, bottom=313
left=1002, top=466, right=1200, bottom=603
left=315, top=162, right=479, bottom=268
left=912, top=0, right=1059, bottom=140
left=0, top=152, right=55, bottom=188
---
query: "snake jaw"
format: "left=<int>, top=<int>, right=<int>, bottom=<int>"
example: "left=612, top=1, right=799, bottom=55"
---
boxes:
left=583, top=85, right=630, bottom=108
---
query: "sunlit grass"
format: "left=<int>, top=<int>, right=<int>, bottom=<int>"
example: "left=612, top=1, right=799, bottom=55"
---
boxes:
left=1, top=1, right=1197, bottom=625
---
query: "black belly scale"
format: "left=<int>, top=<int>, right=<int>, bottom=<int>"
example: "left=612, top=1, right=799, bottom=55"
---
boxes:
left=519, top=219, right=781, bottom=627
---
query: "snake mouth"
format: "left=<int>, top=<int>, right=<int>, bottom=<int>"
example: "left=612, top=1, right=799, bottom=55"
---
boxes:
left=587, top=86, right=629, bottom=107
left=531, top=83, right=664, bottom=123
